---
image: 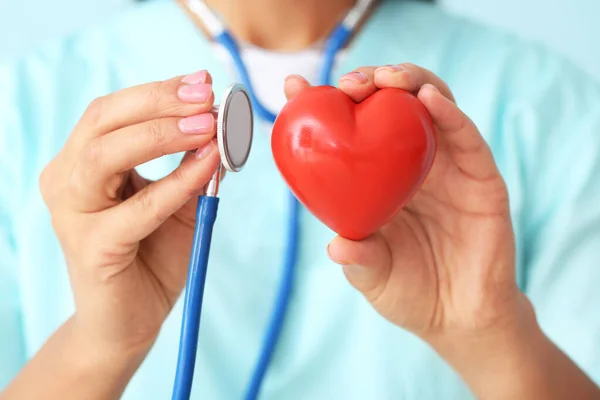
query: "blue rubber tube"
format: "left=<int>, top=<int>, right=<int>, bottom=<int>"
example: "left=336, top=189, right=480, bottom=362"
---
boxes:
left=213, top=25, right=352, bottom=400
left=242, top=26, right=351, bottom=400
left=243, top=192, right=301, bottom=400
left=172, top=195, right=219, bottom=400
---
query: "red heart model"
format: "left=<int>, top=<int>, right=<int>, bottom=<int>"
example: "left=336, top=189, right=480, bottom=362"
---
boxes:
left=271, top=86, right=436, bottom=240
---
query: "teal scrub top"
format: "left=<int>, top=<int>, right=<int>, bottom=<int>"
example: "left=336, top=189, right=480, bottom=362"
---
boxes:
left=1, top=1, right=600, bottom=398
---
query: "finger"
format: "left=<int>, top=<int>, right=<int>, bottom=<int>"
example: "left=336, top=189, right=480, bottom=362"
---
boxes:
left=373, top=63, right=455, bottom=102
left=327, top=234, right=392, bottom=302
left=338, top=66, right=378, bottom=102
left=120, top=169, right=151, bottom=202
left=106, top=113, right=216, bottom=172
left=74, top=70, right=215, bottom=139
left=102, top=140, right=221, bottom=244
left=162, top=150, right=210, bottom=227
left=418, top=84, right=498, bottom=180
left=284, top=75, right=311, bottom=101
left=68, top=113, right=216, bottom=212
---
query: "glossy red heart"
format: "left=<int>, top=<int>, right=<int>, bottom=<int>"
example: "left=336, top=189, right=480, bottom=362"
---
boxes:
left=271, top=86, right=436, bottom=240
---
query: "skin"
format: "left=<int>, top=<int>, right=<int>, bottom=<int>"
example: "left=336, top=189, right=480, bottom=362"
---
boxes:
left=287, top=67, right=600, bottom=399
left=201, top=0, right=356, bottom=50
left=2, top=1, right=599, bottom=399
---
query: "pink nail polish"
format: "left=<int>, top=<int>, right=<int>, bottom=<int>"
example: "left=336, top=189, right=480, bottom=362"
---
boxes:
left=340, top=71, right=368, bottom=84
left=179, top=113, right=215, bottom=134
left=195, top=140, right=215, bottom=159
left=178, top=84, right=212, bottom=103
left=376, top=65, right=404, bottom=74
left=385, top=64, right=404, bottom=71
left=285, top=74, right=307, bottom=83
left=343, top=264, right=370, bottom=278
left=422, top=83, right=439, bottom=92
left=182, top=70, right=208, bottom=84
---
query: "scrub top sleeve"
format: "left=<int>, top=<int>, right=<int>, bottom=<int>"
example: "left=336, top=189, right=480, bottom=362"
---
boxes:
left=518, top=55, right=600, bottom=385
left=0, top=60, right=28, bottom=389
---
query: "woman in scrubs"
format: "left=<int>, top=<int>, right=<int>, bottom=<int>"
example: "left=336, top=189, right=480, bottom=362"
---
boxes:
left=1, top=0, right=600, bottom=399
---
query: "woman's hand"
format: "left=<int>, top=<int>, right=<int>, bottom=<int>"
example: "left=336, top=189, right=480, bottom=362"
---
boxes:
left=285, top=64, right=525, bottom=339
left=285, top=65, right=600, bottom=399
left=42, top=70, right=222, bottom=353
left=41, top=70, right=221, bottom=351
left=2, top=70, right=222, bottom=400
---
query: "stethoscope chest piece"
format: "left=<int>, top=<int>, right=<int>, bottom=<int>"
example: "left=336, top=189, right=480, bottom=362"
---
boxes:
left=213, top=84, right=254, bottom=173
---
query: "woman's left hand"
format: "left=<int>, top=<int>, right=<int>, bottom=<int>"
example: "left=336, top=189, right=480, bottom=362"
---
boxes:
left=285, top=62, right=600, bottom=400
left=284, top=64, right=559, bottom=394
left=284, top=64, right=530, bottom=341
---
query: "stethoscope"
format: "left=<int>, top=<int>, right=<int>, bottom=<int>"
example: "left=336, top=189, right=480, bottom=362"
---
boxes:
left=172, top=1, right=375, bottom=399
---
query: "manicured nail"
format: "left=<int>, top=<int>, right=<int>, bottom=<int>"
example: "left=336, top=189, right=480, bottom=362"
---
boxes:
left=182, top=70, right=208, bottom=84
left=342, top=264, right=370, bottom=279
left=376, top=65, right=404, bottom=74
left=423, top=83, right=439, bottom=92
left=178, top=83, right=212, bottom=103
left=327, top=243, right=347, bottom=265
left=195, top=140, right=216, bottom=159
left=178, top=113, right=214, bottom=134
left=340, top=71, right=368, bottom=84
left=285, top=74, right=308, bottom=84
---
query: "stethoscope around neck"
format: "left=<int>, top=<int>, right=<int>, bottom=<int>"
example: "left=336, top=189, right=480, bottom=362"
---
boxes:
left=172, top=1, right=375, bottom=400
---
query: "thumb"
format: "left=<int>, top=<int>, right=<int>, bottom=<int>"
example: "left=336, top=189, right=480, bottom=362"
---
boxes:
left=327, top=233, right=392, bottom=301
left=284, top=74, right=311, bottom=101
left=417, top=84, right=500, bottom=181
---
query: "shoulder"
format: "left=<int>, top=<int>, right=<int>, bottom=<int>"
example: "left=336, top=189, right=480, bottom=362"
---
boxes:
left=373, top=1, right=600, bottom=256
left=0, top=0, right=210, bottom=198
left=369, top=1, right=600, bottom=139
left=383, top=2, right=599, bottom=138
left=376, top=1, right=594, bottom=88
left=0, top=0, right=209, bottom=111
left=0, top=0, right=202, bottom=98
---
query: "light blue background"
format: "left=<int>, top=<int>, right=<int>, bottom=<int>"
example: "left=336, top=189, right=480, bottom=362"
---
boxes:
left=0, top=0, right=598, bottom=80
left=0, top=0, right=129, bottom=59
left=439, top=0, right=600, bottom=81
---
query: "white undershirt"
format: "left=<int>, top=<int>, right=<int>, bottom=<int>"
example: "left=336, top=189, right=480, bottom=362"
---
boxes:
left=214, top=43, right=347, bottom=130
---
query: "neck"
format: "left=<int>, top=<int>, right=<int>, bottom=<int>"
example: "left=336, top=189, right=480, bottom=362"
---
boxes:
left=201, top=0, right=356, bottom=50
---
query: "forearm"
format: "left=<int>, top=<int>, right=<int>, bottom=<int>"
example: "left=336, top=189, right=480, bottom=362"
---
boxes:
left=429, top=296, right=600, bottom=400
left=1, top=316, right=148, bottom=400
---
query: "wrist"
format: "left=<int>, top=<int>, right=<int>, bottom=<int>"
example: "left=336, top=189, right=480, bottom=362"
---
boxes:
left=426, top=292, right=538, bottom=355
left=425, top=294, right=547, bottom=397
left=2, top=316, right=151, bottom=400
left=423, top=294, right=600, bottom=400
left=64, top=316, right=150, bottom=394
left=68, top=315, right=151, bottom=372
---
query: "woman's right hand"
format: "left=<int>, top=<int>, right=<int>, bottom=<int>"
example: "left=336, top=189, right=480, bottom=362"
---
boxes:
left=39, top=69, right=220, bottom=358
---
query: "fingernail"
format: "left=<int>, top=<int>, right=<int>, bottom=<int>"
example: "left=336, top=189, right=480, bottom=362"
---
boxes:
left=182, top=70, right=208, bottom=84
left=327, top=243, right=347, bottom=265
left=340, top=71, right=368, bottom=84
left=375, top=65, right=404, bottom=74
left=342, top=264, right=370, bottom=279
left=422, top=83, right=439, bottom=93
left=179, top=113, right=214, bottom=134
left=195, top=140, right=215, bottom=159
left=285, top=74, right=307, bottom=83
left=178, top=83, right=212, bottom=103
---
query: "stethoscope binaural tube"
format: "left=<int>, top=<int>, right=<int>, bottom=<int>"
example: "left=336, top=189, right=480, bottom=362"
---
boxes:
left=185, top=0, right=375, bottom=122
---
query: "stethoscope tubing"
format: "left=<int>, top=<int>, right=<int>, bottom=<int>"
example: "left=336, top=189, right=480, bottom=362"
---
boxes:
left=172, top=196, right=219, bottom=400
